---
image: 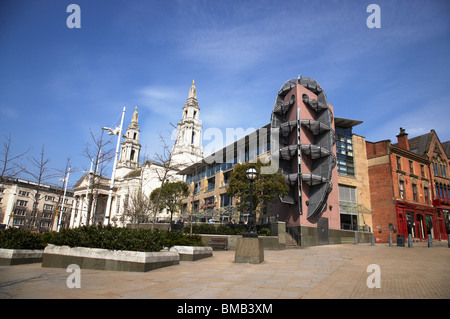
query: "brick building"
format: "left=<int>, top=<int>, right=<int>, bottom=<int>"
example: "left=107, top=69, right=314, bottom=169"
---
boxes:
left=366, top=128, right=449, bottom=243
left=406, top=129, right=450, bottom=240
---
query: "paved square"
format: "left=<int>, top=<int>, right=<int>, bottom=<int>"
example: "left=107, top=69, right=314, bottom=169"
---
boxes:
left=0, top=243, right=449, bottom=299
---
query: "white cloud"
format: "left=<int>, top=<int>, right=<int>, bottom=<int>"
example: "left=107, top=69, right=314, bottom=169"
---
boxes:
left=136, top=85, right=186, bottom=117
left=1, top=107, right=17, bottom=119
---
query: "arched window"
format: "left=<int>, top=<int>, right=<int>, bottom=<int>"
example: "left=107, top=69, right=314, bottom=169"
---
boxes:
left=130, top=150, right=135, bottom=161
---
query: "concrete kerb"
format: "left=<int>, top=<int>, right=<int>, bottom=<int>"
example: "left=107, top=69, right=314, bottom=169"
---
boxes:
left=0, top=248, right=44, bottom=266
left=41, top=244, right=214, bottom=272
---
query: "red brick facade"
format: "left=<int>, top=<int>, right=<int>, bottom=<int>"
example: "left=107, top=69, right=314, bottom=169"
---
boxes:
left=366, top=129, right=448, bottom=243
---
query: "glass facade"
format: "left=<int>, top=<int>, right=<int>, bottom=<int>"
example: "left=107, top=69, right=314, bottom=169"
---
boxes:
left=336, top=127, right=355, bottom=177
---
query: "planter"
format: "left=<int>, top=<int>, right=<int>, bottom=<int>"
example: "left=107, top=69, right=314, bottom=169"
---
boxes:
left=42, top=244, right=179, bottom=272
left=0, top=248, right=44, bottom=265
left=169, top=246, right=213, bottom=261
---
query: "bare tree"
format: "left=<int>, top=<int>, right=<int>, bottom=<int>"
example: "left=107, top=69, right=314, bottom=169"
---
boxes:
left=82, top=128, right=114, bottom=226
left=125, top=186, right=152, bottom=224
left=149, top=133, right=191, bottom=230
left=24, top=144, right=58, bottom=231
left=0, top=133, right=29, bottom=180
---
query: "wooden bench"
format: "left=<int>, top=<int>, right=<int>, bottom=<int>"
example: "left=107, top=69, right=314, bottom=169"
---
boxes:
left=207, top=237, right=228, bottom=250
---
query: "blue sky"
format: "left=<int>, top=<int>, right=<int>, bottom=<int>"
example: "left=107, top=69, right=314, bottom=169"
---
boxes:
left=1, top=0, right=449, bottom=187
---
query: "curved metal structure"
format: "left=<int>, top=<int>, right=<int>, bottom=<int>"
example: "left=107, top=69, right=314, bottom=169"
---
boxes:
left=271, top=76, right=336, bottom=223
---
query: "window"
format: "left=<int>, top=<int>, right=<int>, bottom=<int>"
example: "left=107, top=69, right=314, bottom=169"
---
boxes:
left=13, top=218, right=24, bottom=225
left=193, top=200, right=199, bottom=213
left=40, top=221, right=51, bottom=227
left=43, top=204, right=53, bottom=211
left=204, top=196, right=215, bottom=208
left=412, top=184, right=418, bottom=202
left=207, top=177, right=215, bottom=191
left=436, top=184, right=441, bottom=199
left=409, top=161, right=414, bottom=174
left=194, top=182, right=200, bottom=195
left=18, top=190, right=30, bottom=197
left=396, top=156, right=402, bottom=170
left=338, top=185, right=357, bottom=202
left=223, top=172, right=231, bottom=185
left=16, top=200, right=28, bottom=207
left=420, top=165, right=425, bottom=177
left=424, top=187, right=429, bottom=204
left=220, top=193, right=232, bottom=207
left=399, top=181, right=405, bottom=199
left=45, top=195, right=55, bottom=201
left=336, top=127, right=355, bottom=176
left=14, top=209, right=26, bottom=216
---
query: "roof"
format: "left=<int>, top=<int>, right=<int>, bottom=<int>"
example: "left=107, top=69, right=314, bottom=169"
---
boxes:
left=442, top=141, right=450, bottom=158
left=334, top=117, right=363, bottom=128
left=407, top=132, right=432, bottom=156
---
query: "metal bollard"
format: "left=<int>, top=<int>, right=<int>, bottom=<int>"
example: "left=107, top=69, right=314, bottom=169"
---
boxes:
left=371, top=233, right=375, bottom=246
left=408, top=234, right=413, bottom=248
left=428, top=234, right=433, bottom=247
left=389, top=233, right=393, bottom=247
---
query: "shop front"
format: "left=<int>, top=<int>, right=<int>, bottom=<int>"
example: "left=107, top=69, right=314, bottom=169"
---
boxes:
left=396, top=201, right=447, bottom=242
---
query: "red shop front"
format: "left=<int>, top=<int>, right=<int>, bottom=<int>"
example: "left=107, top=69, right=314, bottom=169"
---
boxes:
left=396, top=201, right=448, bottom=242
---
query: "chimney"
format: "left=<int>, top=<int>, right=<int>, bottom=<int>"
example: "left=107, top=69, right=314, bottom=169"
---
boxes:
left=396, top=127, right=409, bottom=150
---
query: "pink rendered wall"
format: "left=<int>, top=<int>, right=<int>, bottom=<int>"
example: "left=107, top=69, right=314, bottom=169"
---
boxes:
left=281, top=84, right=340, bottom=230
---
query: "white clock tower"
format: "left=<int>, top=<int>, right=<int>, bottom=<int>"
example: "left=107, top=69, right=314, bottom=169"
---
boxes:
left=171, top=80, right=204, bottom=168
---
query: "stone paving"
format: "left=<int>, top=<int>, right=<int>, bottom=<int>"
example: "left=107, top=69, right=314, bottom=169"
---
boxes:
left=0, top=242, right=449, bottom=299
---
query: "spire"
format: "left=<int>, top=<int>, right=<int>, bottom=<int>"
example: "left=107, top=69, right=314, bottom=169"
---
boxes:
left=188, top=80, right=196, bottom=99
left=131, top=106, right=138, bottom=123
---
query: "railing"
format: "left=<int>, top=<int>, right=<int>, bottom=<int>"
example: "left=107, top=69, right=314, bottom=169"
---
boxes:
left=341, top=223, right=371, bottom=232
left=286, top=223, right=301, bottom=246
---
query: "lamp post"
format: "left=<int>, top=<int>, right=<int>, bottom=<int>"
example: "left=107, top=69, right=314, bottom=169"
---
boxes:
left=57, top=167, right=70, bottom=232
left=243, top=167, right=258, bottom=238
left=102, top=107, right=126, bottom=226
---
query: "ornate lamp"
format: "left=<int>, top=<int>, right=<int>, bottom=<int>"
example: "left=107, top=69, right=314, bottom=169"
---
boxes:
left=244, top=167, right=258, bottom=238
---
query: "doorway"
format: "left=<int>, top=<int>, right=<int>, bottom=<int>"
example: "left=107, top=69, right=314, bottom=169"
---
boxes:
left=416, top=214, right=426, bottom=241
left=317, top=217, right=329, bottom=245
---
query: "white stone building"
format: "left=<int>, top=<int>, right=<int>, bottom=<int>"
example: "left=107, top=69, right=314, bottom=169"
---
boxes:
left=70, top=81, right=203, bottom=227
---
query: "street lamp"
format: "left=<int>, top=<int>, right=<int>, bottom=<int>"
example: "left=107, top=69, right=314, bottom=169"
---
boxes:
left=243, top=167, right=258, bottom=238
left=102, top=107, right=126, bottom=226
left=57, top=167, right=70, bottom=232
